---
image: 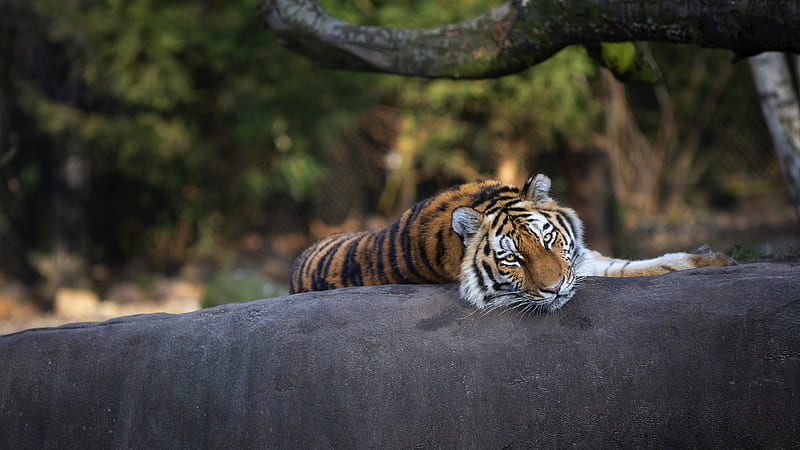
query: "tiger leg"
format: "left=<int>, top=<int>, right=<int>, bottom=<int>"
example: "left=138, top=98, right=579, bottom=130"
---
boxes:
left=581, top=245, right=736, bottom=277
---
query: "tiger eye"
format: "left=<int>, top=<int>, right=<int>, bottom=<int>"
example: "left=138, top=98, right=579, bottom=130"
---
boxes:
left=543, top=233, right=552, bottom=242
left=504, top=254, right=517, bottom=262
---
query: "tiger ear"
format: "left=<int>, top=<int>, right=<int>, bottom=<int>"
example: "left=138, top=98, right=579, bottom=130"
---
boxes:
left=522, top=173, right=552, bottom=203
left=451, top=207, right=483, bottom=241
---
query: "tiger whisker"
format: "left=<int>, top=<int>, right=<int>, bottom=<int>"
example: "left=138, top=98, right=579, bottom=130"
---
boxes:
left=522, top=299, right=545, bottom=317
left=483, top=290, right=558, bottom=317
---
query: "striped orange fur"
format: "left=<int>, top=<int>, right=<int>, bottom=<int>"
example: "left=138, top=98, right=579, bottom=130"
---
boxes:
left=290, top=174, right=735, bottom=313
left=290, top=180, right=511, bottom=293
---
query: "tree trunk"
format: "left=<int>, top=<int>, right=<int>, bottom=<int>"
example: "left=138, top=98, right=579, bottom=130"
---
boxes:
left=748, top=53, right=800, bottom=222
left=51, top=139, right=90, bottom=291
left=260, top=0, right=800, bottom=79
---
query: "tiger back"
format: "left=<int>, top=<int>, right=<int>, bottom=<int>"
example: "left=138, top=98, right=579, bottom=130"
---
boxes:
left=289, top=180, right=510, bottom=294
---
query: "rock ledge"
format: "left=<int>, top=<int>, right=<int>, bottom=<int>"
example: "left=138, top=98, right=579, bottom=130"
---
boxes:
left=1, top=262, right=799, bottom=448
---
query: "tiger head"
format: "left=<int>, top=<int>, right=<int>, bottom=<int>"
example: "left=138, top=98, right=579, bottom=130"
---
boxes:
left=451, top=174, right=588, bottom=314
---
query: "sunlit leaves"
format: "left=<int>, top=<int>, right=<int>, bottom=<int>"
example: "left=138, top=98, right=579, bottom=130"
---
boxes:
left=586, top=42, right=663, bottom=84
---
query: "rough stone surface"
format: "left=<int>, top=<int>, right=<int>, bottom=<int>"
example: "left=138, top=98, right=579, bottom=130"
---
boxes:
left=1, top=262, right=799, bottom=448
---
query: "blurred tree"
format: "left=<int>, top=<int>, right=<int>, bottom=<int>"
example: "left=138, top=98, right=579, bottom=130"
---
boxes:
left=597, top=46, right=739, bottom=220
left=1, top=0, right=378, bottom=299
left=749, top=53, right=800, bottom=221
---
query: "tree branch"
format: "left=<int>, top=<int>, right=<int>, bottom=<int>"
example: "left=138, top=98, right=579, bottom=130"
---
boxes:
left=259, top=0, right=800, bottom=79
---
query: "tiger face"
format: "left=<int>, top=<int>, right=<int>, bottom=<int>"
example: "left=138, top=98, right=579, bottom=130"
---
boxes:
left=451, top=175, right=588, bottom=314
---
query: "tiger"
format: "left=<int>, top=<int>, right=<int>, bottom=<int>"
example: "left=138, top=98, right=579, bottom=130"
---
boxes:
left=289, top=173, right=736, bottom=313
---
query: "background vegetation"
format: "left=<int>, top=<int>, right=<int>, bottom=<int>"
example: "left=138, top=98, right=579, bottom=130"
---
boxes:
left=0, top=0, right=795, bottom=315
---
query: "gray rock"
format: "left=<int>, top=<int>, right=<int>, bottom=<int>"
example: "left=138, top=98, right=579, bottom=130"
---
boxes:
left=1, top=262, right=799, bottom=448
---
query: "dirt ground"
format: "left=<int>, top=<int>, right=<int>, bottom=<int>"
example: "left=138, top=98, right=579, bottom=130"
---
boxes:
left=0, top=278, right=204, bottom=336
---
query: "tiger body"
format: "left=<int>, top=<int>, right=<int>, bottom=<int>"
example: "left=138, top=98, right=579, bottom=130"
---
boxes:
left=290, top=174, right=735, bottom=313
left=290, top=180, right=514, bottom=292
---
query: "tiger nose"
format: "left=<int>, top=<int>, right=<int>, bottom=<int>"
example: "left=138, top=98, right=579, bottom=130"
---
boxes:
left=540, top=278, right=564, bottom=295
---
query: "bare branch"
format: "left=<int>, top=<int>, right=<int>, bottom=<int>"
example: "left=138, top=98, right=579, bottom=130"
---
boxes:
left=259, top=0, right=518, bottom=78
left=259, top=0, right=800, bottom=79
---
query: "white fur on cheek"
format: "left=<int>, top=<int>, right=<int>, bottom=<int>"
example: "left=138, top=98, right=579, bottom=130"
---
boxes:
left=458, top=236, right=490, bottom=308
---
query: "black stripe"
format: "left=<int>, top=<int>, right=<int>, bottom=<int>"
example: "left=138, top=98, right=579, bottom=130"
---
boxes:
left=319, top=237, right=352, bottom=284
left=493, top=282, right=510, bottom=291
left=491, top=212, right=503, bottom=228
left=340, top=236, right=362, bottom=286
left=494, top=213, right=514, bottom=237
left=484, top=203, right=503, bottom=215
left=484, top=196, right=518, bottom=215
left=403, top=201, right=435, bottom=282
left=434, top=229, right=446, bottom=271
left=418, top=237, right=440, bottom=280
left=386, top=221, right=405, bottom=283
left=660, top=264, right=676, bottom=272
left=554, top=214, right=575, bottom=241
left=397, top=205, right=427, bottom=283
left=481, top=261, right=501, bottom=285
left=357, top=234, right=376, bottom=284
left=621, top=261, right=631, bottom=276
left=297, top=248, right=314, bottom=289
left=313, top=238, right=347, bottom=291
left=373, top=230, right=389, bottom=284
left=470, top=186, right=518, bottom=209
left=443, top=182, right=466, bottom=194
left=522, top=176, right=533, bottom=196
left=304, top=237, right=338, bottom=290
left=472, top=261, right=486, bottom=289
left=565, top=213, right=583, bottom=242
left=289, top=255, right=304, bottom=293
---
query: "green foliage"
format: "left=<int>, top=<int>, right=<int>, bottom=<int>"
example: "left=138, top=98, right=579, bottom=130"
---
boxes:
left=2, top=0, right=604, bottom=270
left=587, top=42, right=663, bottom=84
left=5, top=0, right=378, bottom=263
left=726, top=245, right=767, bottom=261
left=727, top=245, right=800, bottom=261
left=201, top=269, right=287, bottom=308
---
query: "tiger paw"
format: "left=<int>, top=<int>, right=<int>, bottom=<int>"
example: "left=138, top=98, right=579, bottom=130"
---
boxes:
left=687, top=245, right=737, bottom=268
